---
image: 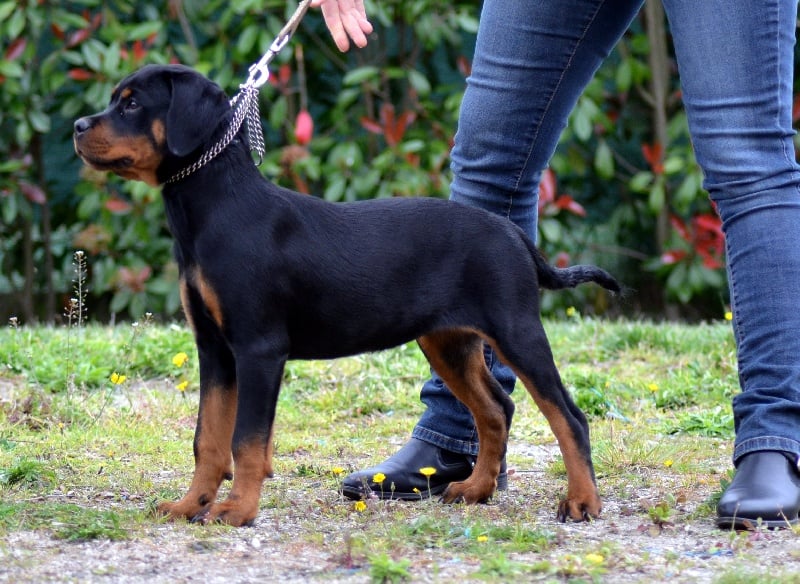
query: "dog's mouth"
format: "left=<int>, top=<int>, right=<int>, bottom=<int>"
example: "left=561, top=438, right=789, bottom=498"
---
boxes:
left=78, top=151, right=134, bottom=171
left=74, top=137, right=134, bottom=172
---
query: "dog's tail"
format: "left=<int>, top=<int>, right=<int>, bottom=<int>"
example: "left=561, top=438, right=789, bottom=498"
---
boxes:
left=528, top=241, right=621, bottom=293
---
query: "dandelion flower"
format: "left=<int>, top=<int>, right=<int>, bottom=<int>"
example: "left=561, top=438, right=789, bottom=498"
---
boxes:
left=664, top=459, right=674, bottom=468
left=110, top=372, right=127, bottom=385
left=724, top=311, right=733, bottom=321
left=647, top=382, right=659, bottom=392
left=566, top=306, right=577, bottom=317
left=172, top=352, right=189, bottom=367
left=176, top=380, right=189, bottom=392
left=412, top=487, right=420, bottom=494
left=585, top=553, right=604, bottom=565
left=419, top=467, right=436, bottom=477
left=372, top=472, right=386, bottom=485
left=332, top=466, right=345, bottom=476
left=354, top=501, right=367, bottom=512
left=476, top=535, right=489, bottom=543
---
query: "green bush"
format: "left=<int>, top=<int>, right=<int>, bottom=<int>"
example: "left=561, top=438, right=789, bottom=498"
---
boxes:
left=3, top=0, right=777, bottom=323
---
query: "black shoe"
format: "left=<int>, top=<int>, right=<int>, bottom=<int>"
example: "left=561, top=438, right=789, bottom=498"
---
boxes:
left=717, top=450, right=800, bottom=529
left=340, top=438, right=508, bottom=501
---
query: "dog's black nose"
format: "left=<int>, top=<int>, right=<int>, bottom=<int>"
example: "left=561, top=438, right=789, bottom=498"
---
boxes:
left=74, top=117, right=91, bottom=134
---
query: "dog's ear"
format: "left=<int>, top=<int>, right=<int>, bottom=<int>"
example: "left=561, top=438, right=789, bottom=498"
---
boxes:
left=165, top=71, right=229, bottom=158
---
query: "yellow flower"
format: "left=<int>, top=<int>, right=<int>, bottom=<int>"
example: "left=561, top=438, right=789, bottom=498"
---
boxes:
left=476, top=535, right=489, bottom=543
left=372, top=472, right=386, bottom=485
left=354, top=501, right=367, bottom=512
left=419, top=467, right=437, bottom=477
left=647, top=382, right=659, bottom=392
left=176, top=380, right=189, bottom=392
left=172, top=352, right=189, bottom=367
left=663, top=459, right=674, bottom=468
left=332, top=466, right=345, bottom=476
left=566, top=306, right=577, bottom=317
left=412, top=487, right=420, bottom=494
left=724, top=311, right=733, bottom=321
left=110, top=372, right=127, bottom=385
left=585, top=553, right=605, bottom=565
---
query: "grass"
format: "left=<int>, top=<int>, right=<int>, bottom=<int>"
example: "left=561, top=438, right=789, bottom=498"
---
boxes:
left=1, top=315, right=797, bottom=582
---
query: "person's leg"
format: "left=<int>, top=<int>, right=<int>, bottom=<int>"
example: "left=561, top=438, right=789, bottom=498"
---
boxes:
left=342, top=0, right=644, bottom=499
left=662, top=0, right=800, bottom=527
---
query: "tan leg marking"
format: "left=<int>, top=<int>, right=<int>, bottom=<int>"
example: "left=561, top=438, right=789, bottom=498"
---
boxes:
left=196, top=439, right=272, bottom=527
left=157, top=384, right=237, bottom=521
left=418, top=329, right=506, bottom=504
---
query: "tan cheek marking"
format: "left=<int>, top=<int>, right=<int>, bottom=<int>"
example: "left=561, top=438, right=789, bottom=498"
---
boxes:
left=77, top=120, right=164, bottom=186
left=151, top=119, right=166, bottom=147
left=107, top=135, right=163, bottom=186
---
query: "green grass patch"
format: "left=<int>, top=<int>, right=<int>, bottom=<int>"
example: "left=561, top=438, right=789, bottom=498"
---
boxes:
left=0, top=501, right=138, bottom=541
left=2, top=317, right=781, bottom=582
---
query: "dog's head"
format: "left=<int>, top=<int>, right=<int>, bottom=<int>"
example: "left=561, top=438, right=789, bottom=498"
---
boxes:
left=73, top=64, right=230, bottom=186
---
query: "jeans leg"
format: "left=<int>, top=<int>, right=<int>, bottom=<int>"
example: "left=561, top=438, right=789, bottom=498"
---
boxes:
left=662, top=0, right=800, bottom=462
left=414, top=0, right=644, bottom=455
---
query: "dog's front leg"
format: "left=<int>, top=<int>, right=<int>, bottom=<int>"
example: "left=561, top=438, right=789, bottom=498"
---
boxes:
left=158, top=281, right=237, bottom=522
left=193, top=344, right=286, bottom=527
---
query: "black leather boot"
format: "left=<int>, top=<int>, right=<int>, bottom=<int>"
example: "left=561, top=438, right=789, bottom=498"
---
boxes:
left=340, top=438, right=507, bottom=500
left=717, top=450, right=800, bottom=529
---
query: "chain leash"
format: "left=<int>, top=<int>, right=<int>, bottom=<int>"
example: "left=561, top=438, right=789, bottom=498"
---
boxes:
left=166, top=0, right=310, bottom=185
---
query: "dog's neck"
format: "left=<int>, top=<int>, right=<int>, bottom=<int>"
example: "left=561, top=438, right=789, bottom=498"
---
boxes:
left=164, top=87, right=264, bottom=186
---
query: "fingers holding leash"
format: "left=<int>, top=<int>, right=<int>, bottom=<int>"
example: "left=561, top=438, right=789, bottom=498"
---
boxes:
left=311, top=0, right=373, bottom=51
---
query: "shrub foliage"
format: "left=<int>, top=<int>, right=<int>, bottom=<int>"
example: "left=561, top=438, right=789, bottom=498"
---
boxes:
left=3, top=0, right=788, bottom=322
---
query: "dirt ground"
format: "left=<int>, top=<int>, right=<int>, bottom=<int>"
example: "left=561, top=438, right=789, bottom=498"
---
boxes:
left=3, top=464, right=800, bottom=583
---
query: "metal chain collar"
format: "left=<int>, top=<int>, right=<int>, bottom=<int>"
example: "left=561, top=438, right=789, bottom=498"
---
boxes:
left=165, top=0, right=310, bottom=185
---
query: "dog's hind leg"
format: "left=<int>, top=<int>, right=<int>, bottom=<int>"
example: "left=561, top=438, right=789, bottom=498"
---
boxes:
left=417, top=329, right=513, bottom=504
left=489, top=319, right=601, bottom=522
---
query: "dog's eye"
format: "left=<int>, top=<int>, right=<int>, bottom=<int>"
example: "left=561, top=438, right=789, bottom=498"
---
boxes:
left=123, top=99, right=141, bottom=114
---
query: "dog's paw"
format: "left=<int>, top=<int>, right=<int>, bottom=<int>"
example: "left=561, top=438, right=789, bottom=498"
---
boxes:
left=556, top=494, right=602, bottom=523
left=156, top=498, right=211, bottom=522
left=191, top=500, right=258, bottom=527
left=440, top=478, right=495, bottom=505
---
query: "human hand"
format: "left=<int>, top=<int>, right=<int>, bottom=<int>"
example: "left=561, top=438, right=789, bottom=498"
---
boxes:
left=310, top=0, right=373, bottom=52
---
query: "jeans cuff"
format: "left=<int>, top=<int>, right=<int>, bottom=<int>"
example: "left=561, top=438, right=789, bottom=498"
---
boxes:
left=412, top=425, right=479, bottom=457
left=733, top=436, right=800, bottom=466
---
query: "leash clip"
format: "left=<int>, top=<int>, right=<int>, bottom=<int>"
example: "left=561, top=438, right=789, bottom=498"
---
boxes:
left=245, top=0, right=311, bottom=90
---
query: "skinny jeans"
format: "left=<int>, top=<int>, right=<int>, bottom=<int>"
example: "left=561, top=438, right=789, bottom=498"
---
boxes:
left=413, top=0, right=800, bottom=466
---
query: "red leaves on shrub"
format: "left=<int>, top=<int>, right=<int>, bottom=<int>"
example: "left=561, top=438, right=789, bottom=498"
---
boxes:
left=270, top=64, right=292, bottom=89
left=19, top=181, right=46, bottom=205
left=793, top=95, right=800, bottom=123
left=66, top=28, right=92, bottom=48
left=538, top=169, right=586, bottom=217
left=68, top=68, right=94, bottom=81
left=104, top=196, right=132, bottom=214
left=117, top=266, right=152, bottom=293
left=361, top=103, right=416, bottom=147
left=456, top=56, right=471, bottom=78
left=554, top=251, right=571, bottom=268
left=5, top=38, right=26, bottom=61
left=64, top=12, right=102, bottom=48
left=663, top=213, right=725, bottom=269
left=642, top=142, right=664, bottom=174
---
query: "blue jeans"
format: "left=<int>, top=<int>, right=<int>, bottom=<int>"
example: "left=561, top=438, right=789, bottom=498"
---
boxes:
left=413, top=0, right=800, bottom=465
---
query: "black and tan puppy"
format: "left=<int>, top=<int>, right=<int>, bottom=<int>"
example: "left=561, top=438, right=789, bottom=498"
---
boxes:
left=74, top=64, right=619, bottom=527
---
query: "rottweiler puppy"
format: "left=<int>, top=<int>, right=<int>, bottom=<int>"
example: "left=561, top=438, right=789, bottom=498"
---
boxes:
left=74, top=64, right=619, bottom=527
